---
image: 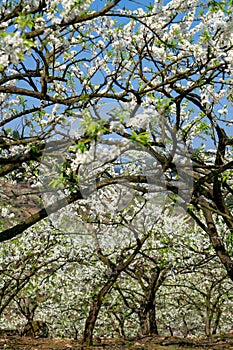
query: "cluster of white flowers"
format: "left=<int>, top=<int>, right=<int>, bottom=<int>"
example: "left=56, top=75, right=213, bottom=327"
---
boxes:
left=0, top=32, right=31, bottom=67
left=1, top=0, right=233, bottom=341
left=127, top=113, right=150, bottom=131
left=61, top=0, right=94, bottom=20
left=70, top=150, right=87, bottom=172
left=0, top=185, right=232, bottom=338
left=1, top=207, right=14, bottom=218
left=109, top=121, right=126, bottom=133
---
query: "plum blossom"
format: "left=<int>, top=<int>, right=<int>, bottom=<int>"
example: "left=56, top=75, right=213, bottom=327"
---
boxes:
left=127, top=113, right=150, bottom=131
left=0, top=32, right=32, bottom=66
left=109, top=121, right=126, bottom=133
left=70, top=151, right=88, bottom=172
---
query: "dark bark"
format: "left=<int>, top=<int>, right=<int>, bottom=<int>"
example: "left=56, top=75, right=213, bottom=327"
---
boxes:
left=201, top=201, right=233, bottom=282
left=137, top=268, right=168, bottom=336
left=82, top=269, right=120, bottom=346
left=82, top=233, right=149, bottom=346
left=139, top=301, right=158, bottom=336
left=205, top=289, right=211, bottom=337
left=0, top=191, right=83, bottom=242
left=188, top=203, right=233, bottom=282
left=212, top=308, right=222, bottom=335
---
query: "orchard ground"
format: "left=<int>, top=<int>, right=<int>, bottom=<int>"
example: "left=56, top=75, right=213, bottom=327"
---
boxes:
left=1, top=333, right=233, bottom=350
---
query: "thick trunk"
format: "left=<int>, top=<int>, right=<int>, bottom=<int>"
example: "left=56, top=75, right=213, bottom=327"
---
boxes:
left=190, top=201, right=233, bottom=282
left=82, top=235, right=147, bottom=346
left=138, top=268, right=167, bottom=336
left=82, top=270, right=119, bottom=346
left=205, top=317, right=211, bottom=337
left=139, top=301, right=158, bottom=336
left=202, top=204, right=233, bottom=282
left=212, top=308, right=221, bottom=335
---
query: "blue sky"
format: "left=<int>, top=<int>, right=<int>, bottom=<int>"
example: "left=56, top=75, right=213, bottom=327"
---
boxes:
left=3, top=0, right=233, bottom=148
left=92, top=0, right=151, bottom=12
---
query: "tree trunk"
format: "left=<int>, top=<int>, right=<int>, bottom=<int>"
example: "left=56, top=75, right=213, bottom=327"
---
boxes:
left=190, top=202, right=233, bottom=282
left=212, top=308, right=221, bottom=335
left=139, top=301, right=158, bottom=336
left=205, top=289, right=211, bottom=337
left=82, top=270, right=119, bottom=346
left=82, top=233, right=148, bottom=346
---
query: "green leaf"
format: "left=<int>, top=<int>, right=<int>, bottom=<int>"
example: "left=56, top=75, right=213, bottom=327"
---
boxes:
left=48, top=178, right=61, bottom=189
left=147, top=2, right=154, bottom=11
left=14, top=13, right=35, bottom=30
left=130, top=131, right=151, bottom=146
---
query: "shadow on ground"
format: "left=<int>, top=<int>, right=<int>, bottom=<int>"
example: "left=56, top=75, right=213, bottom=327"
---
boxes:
left=1, top=332, right=233, bottom=350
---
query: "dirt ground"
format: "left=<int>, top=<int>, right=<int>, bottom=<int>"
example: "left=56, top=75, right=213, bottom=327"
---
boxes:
left=1, top=333, right=233, bottom=350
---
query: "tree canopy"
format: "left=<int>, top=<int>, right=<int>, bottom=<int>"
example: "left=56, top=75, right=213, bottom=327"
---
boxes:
left=1, top=0, right=233, bottom=345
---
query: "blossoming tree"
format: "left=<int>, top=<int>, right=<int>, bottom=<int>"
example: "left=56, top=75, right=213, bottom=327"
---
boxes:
left=1, top=207, right=232, bottom=343
left=1, top=0, right=233, bottom=345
